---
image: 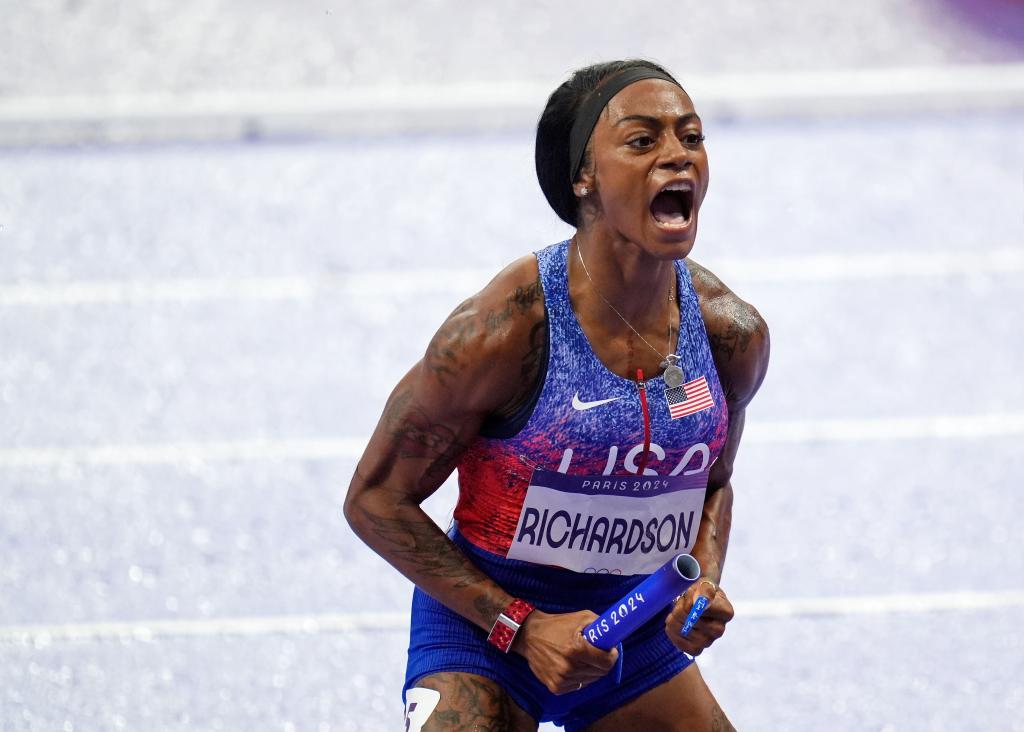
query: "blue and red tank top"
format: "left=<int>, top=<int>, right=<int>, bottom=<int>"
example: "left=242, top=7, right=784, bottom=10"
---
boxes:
left=454, top=241, right=728, bottom=576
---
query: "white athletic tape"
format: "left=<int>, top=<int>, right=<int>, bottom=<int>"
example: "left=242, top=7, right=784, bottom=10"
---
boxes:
left=404, top=688, right=441, bottom=732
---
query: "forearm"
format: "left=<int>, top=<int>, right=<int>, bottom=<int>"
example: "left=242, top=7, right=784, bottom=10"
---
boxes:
left=689, top=481, right=733, bottom=584
left=345, top=488, right=514, bottom=633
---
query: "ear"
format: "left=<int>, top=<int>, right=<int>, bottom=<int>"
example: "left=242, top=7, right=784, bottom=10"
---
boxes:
left=573, top=173, right=595, bottom=198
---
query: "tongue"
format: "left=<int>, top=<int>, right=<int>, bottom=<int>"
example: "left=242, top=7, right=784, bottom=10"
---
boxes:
left=651, top=191, right=686, bottom=225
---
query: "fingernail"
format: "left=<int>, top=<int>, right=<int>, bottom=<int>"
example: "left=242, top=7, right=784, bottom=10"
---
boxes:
left=680, top=595, right=709, bottom=637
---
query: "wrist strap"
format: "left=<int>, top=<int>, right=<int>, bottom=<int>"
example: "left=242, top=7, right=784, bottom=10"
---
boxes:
left=487, top=598, right=535, bottom=653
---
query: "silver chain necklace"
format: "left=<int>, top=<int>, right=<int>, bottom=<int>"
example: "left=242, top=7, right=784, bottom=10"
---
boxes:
left=576, top=243, right=686, bottom=388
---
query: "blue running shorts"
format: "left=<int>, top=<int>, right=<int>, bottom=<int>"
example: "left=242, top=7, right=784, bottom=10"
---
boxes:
left=403, top=527, right=694, bottom=730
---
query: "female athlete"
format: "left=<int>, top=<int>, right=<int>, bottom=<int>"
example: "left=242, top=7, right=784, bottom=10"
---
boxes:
left=345, top=59, right=769, bottom=731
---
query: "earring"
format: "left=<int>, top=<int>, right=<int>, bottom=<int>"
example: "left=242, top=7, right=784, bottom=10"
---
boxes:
left=579, top=186, right=589, bottom=197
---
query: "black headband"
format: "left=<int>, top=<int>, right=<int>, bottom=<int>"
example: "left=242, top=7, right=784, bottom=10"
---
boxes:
left=568, top=67, right=681, bottom=184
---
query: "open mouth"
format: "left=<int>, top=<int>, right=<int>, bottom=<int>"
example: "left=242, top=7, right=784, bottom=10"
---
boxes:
left=650, top=182, right=695, bottom=228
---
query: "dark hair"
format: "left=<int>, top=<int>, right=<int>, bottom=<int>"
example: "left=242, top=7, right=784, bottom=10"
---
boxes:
left=535, top=59, right=679, bottom=226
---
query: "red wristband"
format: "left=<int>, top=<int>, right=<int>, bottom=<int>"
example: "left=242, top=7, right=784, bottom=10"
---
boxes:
left=486, top=598, right=535, bottom=653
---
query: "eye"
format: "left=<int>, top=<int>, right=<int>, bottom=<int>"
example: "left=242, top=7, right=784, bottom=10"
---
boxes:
left=627, top=135, right=656, bottom=149
left=682, top=132, right=706, bottom=147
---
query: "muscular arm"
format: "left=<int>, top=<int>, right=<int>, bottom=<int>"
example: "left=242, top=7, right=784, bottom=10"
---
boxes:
left=665, top=259, right=770, bottom=652
left=346, top=256, right=618, bottom=693
left=344, top=256, right=546, bottom=631
left=688, top=259, right=769, bottom=583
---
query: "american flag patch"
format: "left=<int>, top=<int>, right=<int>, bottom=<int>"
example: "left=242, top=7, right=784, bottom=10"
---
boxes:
left=666, top=376, right=714, bottom=420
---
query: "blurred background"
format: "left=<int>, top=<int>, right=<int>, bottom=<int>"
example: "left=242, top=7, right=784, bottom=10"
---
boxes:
left=1, top=1, right=1022, bottom=730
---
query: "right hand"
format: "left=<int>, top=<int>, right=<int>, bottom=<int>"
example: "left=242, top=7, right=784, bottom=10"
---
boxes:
left=512, top=609, right=619, bottom=695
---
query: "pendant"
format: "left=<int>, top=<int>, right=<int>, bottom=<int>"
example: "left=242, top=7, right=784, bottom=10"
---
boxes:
left=661, top=354, right=685, bottom=389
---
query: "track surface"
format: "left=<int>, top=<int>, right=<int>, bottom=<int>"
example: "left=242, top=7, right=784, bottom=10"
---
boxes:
left=2, top=109, right=1022, bottom=730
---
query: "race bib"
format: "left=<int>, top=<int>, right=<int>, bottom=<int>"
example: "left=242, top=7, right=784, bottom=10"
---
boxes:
left=506, top=468, right=708, bottom=575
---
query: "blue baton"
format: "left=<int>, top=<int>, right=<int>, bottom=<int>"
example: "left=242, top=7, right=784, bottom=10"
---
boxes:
left=680, top=595, right=710, bottom=636
left=582, top=554, right=701, bottom=651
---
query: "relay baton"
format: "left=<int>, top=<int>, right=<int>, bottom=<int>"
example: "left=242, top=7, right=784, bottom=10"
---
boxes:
left=583, top=554, right=701, bottom=650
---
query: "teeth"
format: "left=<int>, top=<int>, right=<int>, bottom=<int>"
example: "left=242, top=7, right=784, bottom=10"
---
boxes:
left=661, top=182, right=693, bottom=193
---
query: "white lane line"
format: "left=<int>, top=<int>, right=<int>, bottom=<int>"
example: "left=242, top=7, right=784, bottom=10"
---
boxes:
left=2, top=589, right=1021, bottom=645
left=0, top=612, right=410, bottom=645
left=0, top=270, right=494, bottom=306
left=737, top=590, right=1024, bottom=618
left=2, top=249, right=1022, bottom=307
left=0, top=437, right=369, bottom=468
left=2, top=63, right=1023, bottom=145
left=742, top=413, right=1024, bottom=443
left=0, top=275, right=328, bottom=306
left=1, top=414, right=1021, bottom=468
left=712, top=249, right=1024, bottom=283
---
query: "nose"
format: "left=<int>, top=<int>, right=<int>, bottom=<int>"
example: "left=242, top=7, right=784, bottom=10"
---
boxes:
left=657, top=133, right=690, bottom=170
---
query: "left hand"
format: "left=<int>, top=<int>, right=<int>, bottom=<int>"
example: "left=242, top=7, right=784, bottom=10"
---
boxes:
left=664, top=577, right=734, bottom=656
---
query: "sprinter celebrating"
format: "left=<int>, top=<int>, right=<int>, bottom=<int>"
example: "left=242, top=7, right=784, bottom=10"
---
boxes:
left=345, top=59, right=769, bottom=731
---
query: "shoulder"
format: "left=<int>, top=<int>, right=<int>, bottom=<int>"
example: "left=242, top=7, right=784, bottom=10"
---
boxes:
left=440, top=254, right=545, bottom=344
left=686, top=258, right=770, bottom=408
left=478, top=254, right=546, bottom=334
left=422, top=254, right=545, bottom=414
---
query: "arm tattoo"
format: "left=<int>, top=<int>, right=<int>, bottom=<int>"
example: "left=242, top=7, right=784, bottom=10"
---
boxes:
left=424, top=299, right=477, bottom=385
left=484, top=277, right=542, bottom=331
left=474, top=594, right=506, bottom=625
left=382, top=391, right=469, bottom=488
left=708, top=320, right=754, bottom=362
left=354, top=503, right=482, bottom=590
left=707, top=302, right=767, bottom=405
left=708, top=300, right=764, bottom=362
left=492, top=317, right=548, bottom=422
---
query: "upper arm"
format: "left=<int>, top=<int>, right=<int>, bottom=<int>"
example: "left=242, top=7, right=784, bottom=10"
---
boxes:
left=688, top=260, right=770, bottom=489
left=347, top=256, right=545, bottom=509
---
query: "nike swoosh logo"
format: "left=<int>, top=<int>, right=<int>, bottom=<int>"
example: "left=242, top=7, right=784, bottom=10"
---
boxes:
left=572, top=392, right=623, bottom=411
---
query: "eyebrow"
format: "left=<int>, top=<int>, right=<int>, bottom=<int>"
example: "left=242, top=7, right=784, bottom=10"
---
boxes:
left=613, top=112, right=701, bottom=127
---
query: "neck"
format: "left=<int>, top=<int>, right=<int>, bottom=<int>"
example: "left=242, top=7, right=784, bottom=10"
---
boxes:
left=572, top=230, right=677, bottom=324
